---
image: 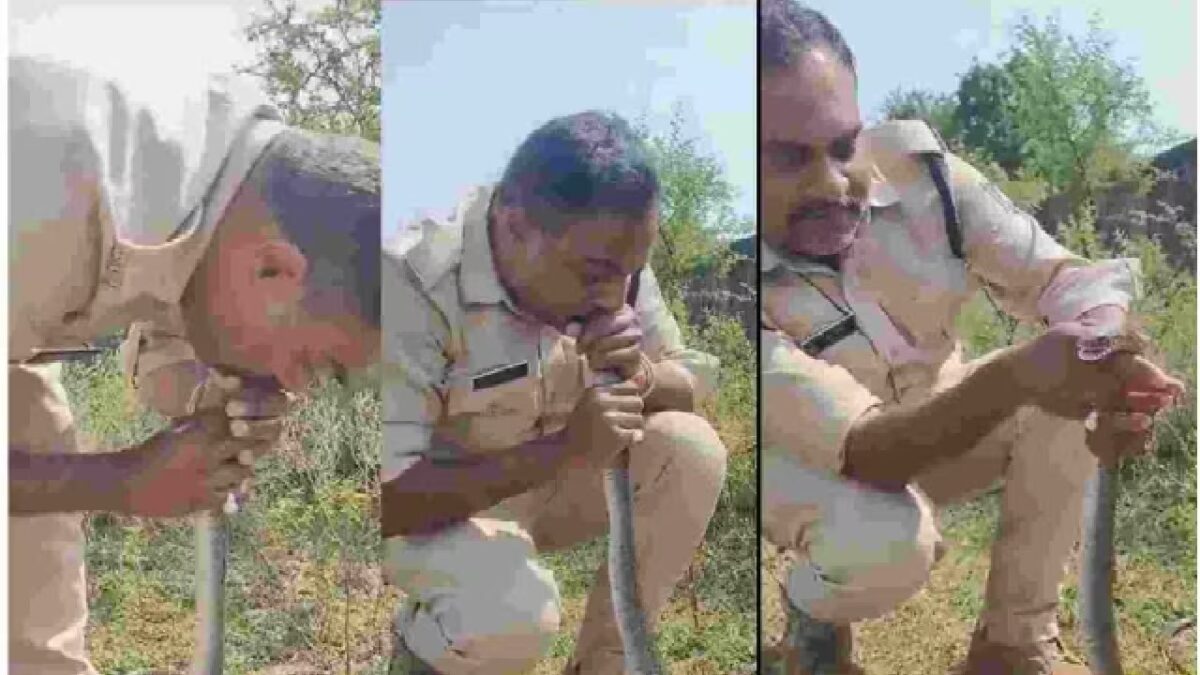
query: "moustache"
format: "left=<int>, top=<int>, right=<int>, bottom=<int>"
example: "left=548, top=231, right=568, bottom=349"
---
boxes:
left=788, top=201, right=866, bottom=225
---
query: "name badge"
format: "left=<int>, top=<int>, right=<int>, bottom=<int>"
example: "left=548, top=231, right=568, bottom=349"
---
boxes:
left=799, top=314, right=859, bottom=358
left=472, top=361, right=530, bottom=390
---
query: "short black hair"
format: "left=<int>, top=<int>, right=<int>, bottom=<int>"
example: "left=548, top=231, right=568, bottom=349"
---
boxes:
left=760, top=0, right=856, bottom=77
left=496, top=111, right=659, bottom=231
left=251, top=129, right=381, bottom=328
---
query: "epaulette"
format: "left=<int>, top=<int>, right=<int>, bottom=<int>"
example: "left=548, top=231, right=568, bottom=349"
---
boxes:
left=866, top=119, right=964, bottom=259
left=866, top=119, right=947, bottom=156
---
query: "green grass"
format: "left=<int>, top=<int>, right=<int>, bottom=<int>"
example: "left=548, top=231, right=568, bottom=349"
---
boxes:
left=763, top=494, right=1196, bottom=675
left=66, top=323, right=755, bottom=674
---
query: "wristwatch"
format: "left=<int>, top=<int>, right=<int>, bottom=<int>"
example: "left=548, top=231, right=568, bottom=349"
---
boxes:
left=1076, top=332, right=1147, bottom=362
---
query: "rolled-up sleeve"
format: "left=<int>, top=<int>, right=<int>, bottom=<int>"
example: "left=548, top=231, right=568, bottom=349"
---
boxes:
left=949, top=153, right=1139, bottom=327
left=382, top=253, right=449, bottom=484
left=761, top=329, right=881, bottom=475
left=120, top=320, right=207, bottom=417
left=635, top=266, right=720, bottom=406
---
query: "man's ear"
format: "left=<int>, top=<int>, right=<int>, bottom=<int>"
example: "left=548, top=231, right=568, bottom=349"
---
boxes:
left=250, top=240, right=308, bottom=308
left=494, top=203, right=534, bottom=243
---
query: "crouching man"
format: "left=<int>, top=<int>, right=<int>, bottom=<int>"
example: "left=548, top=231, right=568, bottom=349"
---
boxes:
left=758, top=3, right=1185, bottom=674
left=381, top=111, right=728, bottom=674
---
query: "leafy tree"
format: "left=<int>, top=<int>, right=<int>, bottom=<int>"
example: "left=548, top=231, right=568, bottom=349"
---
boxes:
left=635, top=106, right=753, bottom=312
left=954, top=61, right=1026, bottom=175
left=634, top=107, right=757, bottom=454
left=1001, top=14, right=1170, bottom=209
left=876, top=14, right=1178, bottom=220
left=879, top=87, right=960, bottom=147
left=240, top=0, right=380, bottom=142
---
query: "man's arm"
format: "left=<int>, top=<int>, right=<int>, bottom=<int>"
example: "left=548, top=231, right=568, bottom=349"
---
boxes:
left=763, top=329, right=1028, bottom=490
left=635, top=267, right=719, bottom=413
left=380, top=428, right=573, bottom=538
left=642, top=360, right=698, bottom=414
left=121, top=322, right=216, bottom=417
left=842, top=347, right=1027, bottom=488
left=949, top=153, right=1138, bottom=333
left=10, top=450, right=129, bottom=515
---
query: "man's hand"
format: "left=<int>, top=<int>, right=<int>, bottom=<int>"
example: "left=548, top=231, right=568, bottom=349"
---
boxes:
left=576, top=306, right=646, bottom=382
left=120, top=410, right=271, bottom=518
left=1014, top=322, right=1182, bottom=418
left=565, top=381, right=645, bottom=469
left=1085, top=358, right=1186, bottom=468
left=1086, top=410, right=1155, bottom=469
left=205, top=373, right=290, bottom=508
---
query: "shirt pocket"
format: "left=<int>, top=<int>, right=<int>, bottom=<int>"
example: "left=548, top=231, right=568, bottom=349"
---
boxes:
left=443, top=363, right=543, bottom=452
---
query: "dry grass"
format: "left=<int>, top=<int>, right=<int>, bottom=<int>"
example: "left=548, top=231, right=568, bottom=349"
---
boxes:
left=760, top=503, right=1197, bottom=675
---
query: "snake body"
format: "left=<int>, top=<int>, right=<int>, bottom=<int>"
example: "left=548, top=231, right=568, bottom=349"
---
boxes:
left=192, top=511, right=229, bottom=675
left=604, top=452, right=662, bottom=675
left=1078, top=466, right=1123, bottom=675
left=593, top=367, right=662, bottom=675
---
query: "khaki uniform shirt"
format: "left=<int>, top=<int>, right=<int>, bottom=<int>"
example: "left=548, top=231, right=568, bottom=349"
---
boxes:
left=761, top=120, right=1138, bottom=475
left=9, top=55, right=285, bottom=416
left=382, top=186, right=718, bottom=484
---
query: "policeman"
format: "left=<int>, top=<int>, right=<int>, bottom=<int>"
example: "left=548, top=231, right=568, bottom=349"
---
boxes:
left=9, top=55, right=380, bottom=674
left=758, top=3, right=1184, bottom=674
left=382, top=111, right=728, bottom=674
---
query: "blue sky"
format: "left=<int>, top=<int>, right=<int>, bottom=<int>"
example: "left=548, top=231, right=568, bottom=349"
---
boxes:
left=808, top=0, right=1196, bottom=144
left=381, top=0, right=755, bottom=240
left=10, top=0, right=1190, bottom=241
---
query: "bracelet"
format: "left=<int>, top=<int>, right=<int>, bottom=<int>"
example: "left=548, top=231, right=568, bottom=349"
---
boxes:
left=636, top=352, right=657, bottom=400
left=1076, top=332, right=1148, bottom=362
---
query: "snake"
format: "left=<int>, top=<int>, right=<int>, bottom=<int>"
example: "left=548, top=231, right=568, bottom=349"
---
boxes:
left=1078, top=465, right=1123, bottom=675
left=186, top=369, right=248, bottom=675
left=192, top=509, right=231, bottom=675
left=594, top=369, right=663, bottom=675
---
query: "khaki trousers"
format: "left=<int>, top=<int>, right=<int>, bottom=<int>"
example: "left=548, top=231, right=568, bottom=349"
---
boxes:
left=384, top=411, right=728, bottom=674
left=9, top=364, right=99, bottom=675
left=764, top=352, right=1096, bottom=647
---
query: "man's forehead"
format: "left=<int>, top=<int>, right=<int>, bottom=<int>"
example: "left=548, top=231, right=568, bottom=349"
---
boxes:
left=761, top=52, right=860, bottom=146
left=556, top=212, right=655, bottom=239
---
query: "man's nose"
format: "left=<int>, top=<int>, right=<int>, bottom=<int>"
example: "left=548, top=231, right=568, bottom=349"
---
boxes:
left=587, top=283, right=627, bottom=314
left=801, top=153, right=850, bottom=201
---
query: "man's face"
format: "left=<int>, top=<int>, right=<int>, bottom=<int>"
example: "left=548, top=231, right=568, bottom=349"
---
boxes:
left=185, top=267, right=380, bottom=394
left=182, top=188, right=380, bottom=393
left=515, top=208, right=657, bottom=326
left=760, top=47, right=872, bottom=257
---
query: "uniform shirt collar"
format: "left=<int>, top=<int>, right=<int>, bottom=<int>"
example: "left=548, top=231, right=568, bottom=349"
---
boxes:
left=868, top=162, right=901, bottom=208
left=761, top=242, right=839, bottom=277
left=459, top=184, right=518, bottom=309
left=105, top=118, right=288, bottom=309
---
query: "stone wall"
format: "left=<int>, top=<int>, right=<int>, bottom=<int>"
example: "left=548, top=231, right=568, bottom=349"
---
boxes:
left=678, top=235, right=757, bottom=339
left=1038, top=139, right=1196, bottom=272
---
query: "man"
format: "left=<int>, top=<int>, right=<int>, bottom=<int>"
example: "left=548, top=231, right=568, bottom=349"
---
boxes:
left=382, top=111, right=728, bottom=674
left=9, top=54, right=380, bottom=674
left=757, top=3, right=1184, bottom=674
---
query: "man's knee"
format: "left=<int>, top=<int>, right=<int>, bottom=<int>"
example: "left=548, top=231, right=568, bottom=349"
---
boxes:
left=400, top=562, right=561, bottom=674
left=9, top=514, right=92, bottom=675
left=641, top=411, right=728, bottom=486
left=782, top=480, right=940, bottom=623
left=1015, top=406, right=1094, bottom=478
left=386, top=520, right=562, bottom=674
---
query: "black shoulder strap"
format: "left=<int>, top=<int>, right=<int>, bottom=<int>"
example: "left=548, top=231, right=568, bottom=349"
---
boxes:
left=922, top=154, right=965, bottom=260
